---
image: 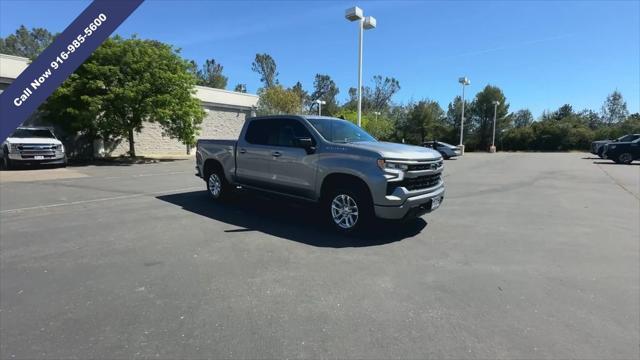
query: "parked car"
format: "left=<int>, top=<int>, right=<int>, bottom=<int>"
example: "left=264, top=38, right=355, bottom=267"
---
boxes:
left=1, top=127, right=67, bottom=170
left=196, top=115, right=445, bottom=233
left=602, top=137, right=640, bottom=164
left=591, top=134, right=640, bottom=158
left=422, top=140, right=461, bottom=159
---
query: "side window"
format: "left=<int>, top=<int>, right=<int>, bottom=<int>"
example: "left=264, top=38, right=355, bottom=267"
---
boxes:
left=276, top=119, right=313, bottom=147
left=245, top=119, right=278, bottom=145
left=245, top=118, right=314, bottom=147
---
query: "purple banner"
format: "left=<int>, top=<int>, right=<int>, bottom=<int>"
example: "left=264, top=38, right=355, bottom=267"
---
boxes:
left=0, top=0, right=144, bottom=142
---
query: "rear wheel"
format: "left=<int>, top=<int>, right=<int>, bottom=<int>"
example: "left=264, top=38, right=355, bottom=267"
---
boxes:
left=205, top=167, right=232, bottom=201
left=615, top=152, right=633, bottom=165
left=325, top=187, right=373, bottom=234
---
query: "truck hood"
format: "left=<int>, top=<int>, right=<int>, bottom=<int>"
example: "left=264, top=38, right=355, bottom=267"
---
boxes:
left=4, top=137, right=62, bottom=145
left=349, top=141, right=442, bottom=160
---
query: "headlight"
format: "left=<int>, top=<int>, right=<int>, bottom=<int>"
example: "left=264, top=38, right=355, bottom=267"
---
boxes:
left=609, top=145, right=616, bottom=149
left=54, top=144, right=63, bottom=151
left=377, top=159, right=409, bottom=171
left=10, top=144, right=19, bottom=152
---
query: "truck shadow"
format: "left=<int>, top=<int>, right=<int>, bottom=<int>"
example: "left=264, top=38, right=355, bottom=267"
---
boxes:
left=593, top=161, right=640, bottom=166
left=156, top=190, right=427, bottom=248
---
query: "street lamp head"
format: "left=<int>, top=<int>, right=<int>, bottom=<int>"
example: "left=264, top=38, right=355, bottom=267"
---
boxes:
left=363, top=16, right=377, bottom=30
left=314, top=99, right=326, bottom=105
left=458, top=77, right=470, bottom=86
left=345, top=6, right=364, bottom=21
left=492, top=100, right=500, bottom=106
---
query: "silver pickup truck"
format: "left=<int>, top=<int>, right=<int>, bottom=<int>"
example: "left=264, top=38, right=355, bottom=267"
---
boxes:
left=196, top=115, right=445, bottom=233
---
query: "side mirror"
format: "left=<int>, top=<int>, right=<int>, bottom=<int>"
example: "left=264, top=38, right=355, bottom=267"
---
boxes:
left=295, top=137, right=315, bottom=153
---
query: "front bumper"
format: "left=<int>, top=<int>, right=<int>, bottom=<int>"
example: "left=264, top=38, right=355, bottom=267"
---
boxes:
left=7, top=153, right=66, bottom=164
left=374, top=185, right=445, bottom=220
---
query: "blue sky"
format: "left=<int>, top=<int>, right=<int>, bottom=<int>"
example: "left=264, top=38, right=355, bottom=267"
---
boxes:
left=1, top=0, right=638, bottom=118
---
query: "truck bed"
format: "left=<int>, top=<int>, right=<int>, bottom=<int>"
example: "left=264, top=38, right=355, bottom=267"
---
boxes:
left=196, top=139, right=238, bottom=179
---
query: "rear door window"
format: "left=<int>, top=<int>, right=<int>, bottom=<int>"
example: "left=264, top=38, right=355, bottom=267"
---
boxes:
left=245, top=118, right=314, bottom=147
left=245, top=119, right=279, bottom=145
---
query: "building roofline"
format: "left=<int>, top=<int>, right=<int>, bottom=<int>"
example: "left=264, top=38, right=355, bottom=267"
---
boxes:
left=194, top=85, right=258, bottom=98
left=0, top=53, right=30, bottom=62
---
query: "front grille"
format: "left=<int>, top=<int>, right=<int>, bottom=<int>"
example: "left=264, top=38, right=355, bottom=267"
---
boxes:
left=17, top=144, right=57, bottom=159
left=408, top=161, right=442, bottom=171
left=387, top=173, right=441, bottom=194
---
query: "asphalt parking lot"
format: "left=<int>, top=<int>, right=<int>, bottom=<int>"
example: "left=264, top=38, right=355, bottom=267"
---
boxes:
left=0, top=153, right=638, bottom=359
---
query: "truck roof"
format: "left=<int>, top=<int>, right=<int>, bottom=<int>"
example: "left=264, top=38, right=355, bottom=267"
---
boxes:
left=16, top=126, right=53, bottom=130
left=248, top=115, right=348, bottom=122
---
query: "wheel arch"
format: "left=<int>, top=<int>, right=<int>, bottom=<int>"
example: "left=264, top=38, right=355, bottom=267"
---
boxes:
left=203, top=158, right=224, bottom=179
left=320, top=172, right=373, bottom=202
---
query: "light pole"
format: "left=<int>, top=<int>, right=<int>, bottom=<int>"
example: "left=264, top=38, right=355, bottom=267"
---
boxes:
left=346, top=6, right=376, bottom=128
left=373, top=111, right=380, bottom=120
left=458, top=77, right=470, bottom=154
left=490, top=100, right=499, bottom=153
left=314, top=99, right=326, bottom=116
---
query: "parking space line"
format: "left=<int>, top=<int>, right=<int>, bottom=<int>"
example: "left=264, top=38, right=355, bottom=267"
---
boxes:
left=0, top=186, right=202, bottom=214
left=595, top=163, right=640, bottom=200
left=0, top=170, right=193, bottom=186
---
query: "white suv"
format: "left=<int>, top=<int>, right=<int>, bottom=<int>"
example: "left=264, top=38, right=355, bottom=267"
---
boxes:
left=2, top=127, right=67, bottom=169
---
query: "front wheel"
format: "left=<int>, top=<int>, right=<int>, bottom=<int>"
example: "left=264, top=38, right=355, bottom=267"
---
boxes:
left=2, top=151, right=12, bottom=170
left=325, top=187, right=373, bottom=234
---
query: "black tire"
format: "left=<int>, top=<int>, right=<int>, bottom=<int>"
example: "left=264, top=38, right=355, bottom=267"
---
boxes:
left=616, top=153, right=634, bottom=165
left=205, top=166, right=233, bottom=201
left=324, top=186, right=373, bottom=234
left=597, top=147, right=605, bottom=158
left=2, top=149, right=12, bottom=170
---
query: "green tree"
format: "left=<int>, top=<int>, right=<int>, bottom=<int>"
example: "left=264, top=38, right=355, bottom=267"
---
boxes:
left=256, top=85, right=302, bottom=115
left=344, top=75, right=401, bottom=112
left=510, top=109, right=534, bottom=128
left=470, top=85, right=509, bottom=150
left=310, top=74, right=340, bottom=116
left=407, top=100, right=447, bottom=144
left=553, top=104, right=574, bottom=120
left=41, top=36, right=205, bottom=157
left=195, top=58, right=228, bottom=89
left=0, top=25, right=56, bottom=59
left=578, top=109, right=601, bottom=129
left=601, top=90, right=629, bottom=124
left=252, top=53, right=278, bottom=88
left=368, top=75, right=401, bottom=112
left=233, top=83, right=247, bottom=93
left=389, top=105, right=411, bottom=143
left=335, top=109, right=394, bottom=140
left=290, top=81, right=308, bottom=113
left=445, top=96, right=471, bottom=145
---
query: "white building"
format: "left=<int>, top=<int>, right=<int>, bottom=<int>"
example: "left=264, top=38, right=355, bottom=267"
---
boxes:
left=0, top=53, right=258, bottom=157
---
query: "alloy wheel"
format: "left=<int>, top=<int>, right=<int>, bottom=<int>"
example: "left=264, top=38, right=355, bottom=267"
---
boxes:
left=331, top=194, right=359, bottom=229
left=208, top=173, right=222, bottom=198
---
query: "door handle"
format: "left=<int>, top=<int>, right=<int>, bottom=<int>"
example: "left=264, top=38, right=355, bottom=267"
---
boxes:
left=271, top=151, right=282, bottom=157
left=239, top=148, right=247, bottom=154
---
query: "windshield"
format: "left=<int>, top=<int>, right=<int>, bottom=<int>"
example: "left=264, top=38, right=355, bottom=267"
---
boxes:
left=618, top=134, right=639, bottom=142
left=11, top=128, right=55, bottom=138
left=306, top=118, right=376, bottom=143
